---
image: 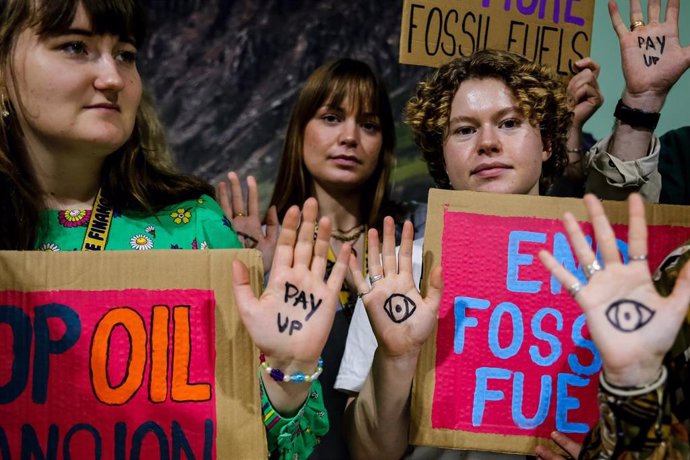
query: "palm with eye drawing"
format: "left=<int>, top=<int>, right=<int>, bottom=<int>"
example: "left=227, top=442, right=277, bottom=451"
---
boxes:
left=350, top=217, right=443, bottom=359
left=539, top=194, right=690, bottom=387
left=232, top=198, right=350, bottom=368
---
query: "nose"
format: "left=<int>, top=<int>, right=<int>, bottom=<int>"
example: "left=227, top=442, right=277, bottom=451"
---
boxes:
left=93, top=56, right=125, bottom=95
left=339, top=117, right=359, bottom=148
left=477, top=126, right=501, bottom=156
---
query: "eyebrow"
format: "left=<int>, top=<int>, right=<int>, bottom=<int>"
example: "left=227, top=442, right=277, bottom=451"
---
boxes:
left=59, top=27, right=136, bottom=46
left=448, top=107, right=520, bottom=125
left=321, top=104, right=379, bottom=118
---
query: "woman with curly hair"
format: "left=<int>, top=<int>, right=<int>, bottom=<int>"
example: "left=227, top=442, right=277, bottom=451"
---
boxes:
left=336, top=49, right=574, bottom=459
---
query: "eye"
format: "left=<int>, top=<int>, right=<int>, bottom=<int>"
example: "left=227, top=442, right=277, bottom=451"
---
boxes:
left=383, top=294, right=417, bottom=323
left=115, top=49, right=138, bottom=64
left=499, top=118, right=521, bottom=129
left=360, top=121, right=380, bottom=133
left=321, top=114, right=341, bottom=124
left=605, top=299, right=655, bottom=332
left=59, top=41, right=88, bottom=56
left=453, top=126, right=476, bottom=136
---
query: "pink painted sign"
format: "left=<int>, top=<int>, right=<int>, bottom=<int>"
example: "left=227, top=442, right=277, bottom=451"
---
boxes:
left=0, top=289, right=216, bottom=459
left=431, top=211, right=690, bottom=440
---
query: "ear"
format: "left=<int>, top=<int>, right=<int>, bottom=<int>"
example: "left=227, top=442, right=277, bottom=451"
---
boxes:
left=541, top=137, right=553, bottom=162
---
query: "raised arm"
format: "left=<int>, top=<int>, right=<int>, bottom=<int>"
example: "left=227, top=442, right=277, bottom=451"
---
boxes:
left=606, top=0, right=690, bottom=161
left=232, top=198, right=350, bottom=456
left=584, top=0, right=690, bottom=201
left=539, top=194, right=690, bottom=457
left=343, top=218, right=442, bottom=459
left=217, top=171, right=278, bottom=271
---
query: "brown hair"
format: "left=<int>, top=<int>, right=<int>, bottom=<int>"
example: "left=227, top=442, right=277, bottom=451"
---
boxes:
left=269, top=58, right=396, bottom=228
left=0, top=0, right=213, bottom=249
left=405, top=49, right=571, bottom=194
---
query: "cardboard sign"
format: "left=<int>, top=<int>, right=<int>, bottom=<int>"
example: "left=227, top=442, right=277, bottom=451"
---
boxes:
left=411, top=190, right=690, bottom=454
left=399, top=0, right=595, bottom=75
left=0, top=250, right=266, bottom=459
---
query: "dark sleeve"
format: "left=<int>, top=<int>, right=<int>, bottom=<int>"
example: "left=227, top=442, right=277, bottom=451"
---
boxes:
left=659, top=127, right=690, bottom=205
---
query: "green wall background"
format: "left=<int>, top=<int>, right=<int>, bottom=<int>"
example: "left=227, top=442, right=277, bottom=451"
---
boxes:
left=587, top=1, right=690, bottom=138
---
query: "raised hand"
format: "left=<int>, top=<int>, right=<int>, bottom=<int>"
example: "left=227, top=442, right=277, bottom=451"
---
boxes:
left=609, top=0, right=690, bottom=111
left=565, top=57, right=603, bottom=180
left=232, top=198, right=350, bottom=412
left=539, top=194, right=690, bottom=387
left=568, top=58, right=603, bottom=130
left=349, top=217, right=442, bottom=359
left=535, top=431, right=582, bottom=460
left=217, top=171, right=278, bottom=271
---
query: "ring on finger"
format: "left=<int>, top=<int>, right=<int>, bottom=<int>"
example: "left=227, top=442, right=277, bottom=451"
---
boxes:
left=584, top=260, right=601, bottom=279
left=629, top=254, right=648, bottom=262
left=369, top=274, right=384, bottom=285
left=630, top=20, right=645, bottom=31
left=568, top=282, right=583, bottom=298
left=234, top=212, right=246, bottom=218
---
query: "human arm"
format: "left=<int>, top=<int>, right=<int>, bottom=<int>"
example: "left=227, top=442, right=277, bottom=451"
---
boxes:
left=565, top=58, right=604, bottom=183
left=583, top=0, right=690, bottom=201
left=343, top=218, right=442, bottom=459
left=232, top=198, right=350, bottom=457
left=217, top=171, right=278, bottom=270
left=539, top=194, right=690, bottom=457
left=604, top=0, right=690, bottom=162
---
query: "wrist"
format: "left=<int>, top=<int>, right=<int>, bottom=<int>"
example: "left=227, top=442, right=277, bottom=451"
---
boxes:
left=600, top=366, right=666, bottom=397
left=621, top=90, right=667, bottom=113
left=614, top=99, right=660, bottom=131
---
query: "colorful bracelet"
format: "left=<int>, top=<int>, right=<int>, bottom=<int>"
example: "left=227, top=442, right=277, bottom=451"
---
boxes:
left=259, top=353, right=324, bottom=383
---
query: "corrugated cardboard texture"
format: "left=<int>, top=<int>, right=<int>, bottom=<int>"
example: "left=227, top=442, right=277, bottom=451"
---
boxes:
left=0, top=249, right=266, bottom=458
left=399, top=0, right=594, bottom=75
left=412, top=190, right=690, bottom=454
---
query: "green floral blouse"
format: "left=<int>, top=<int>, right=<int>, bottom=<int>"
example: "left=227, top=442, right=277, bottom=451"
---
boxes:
left=35, top=195, right=242, bottom=251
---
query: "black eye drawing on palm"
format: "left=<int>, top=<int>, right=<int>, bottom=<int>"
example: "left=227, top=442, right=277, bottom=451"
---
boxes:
left=606, top=299, right=655, bottom=332
left=384, top=294, right=416, bottom=323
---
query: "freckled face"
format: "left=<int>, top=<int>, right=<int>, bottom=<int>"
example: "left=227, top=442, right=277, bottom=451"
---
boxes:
left=7, top=3, right=142, bottom=158
left=302, top=97, right=382, bottom=194
left=443, top=78, right=550, bottom=195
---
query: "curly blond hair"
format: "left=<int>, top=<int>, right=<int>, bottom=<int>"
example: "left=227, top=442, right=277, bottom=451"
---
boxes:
left=405, top=49, right=571, bottom=194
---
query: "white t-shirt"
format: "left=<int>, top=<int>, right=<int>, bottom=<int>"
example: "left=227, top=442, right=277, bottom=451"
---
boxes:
left=335, top=238, right=523, bottom=459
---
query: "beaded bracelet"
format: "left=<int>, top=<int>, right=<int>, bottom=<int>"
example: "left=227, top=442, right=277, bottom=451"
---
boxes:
left=259, top=353, right=324, bottom=383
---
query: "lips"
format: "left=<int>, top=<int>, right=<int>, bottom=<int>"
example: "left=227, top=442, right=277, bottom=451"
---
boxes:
left=471, top=162, right=512, bottom=176
left=329, top=154, right=362, bottom=165
left=85, top=103, right=121, bottom=112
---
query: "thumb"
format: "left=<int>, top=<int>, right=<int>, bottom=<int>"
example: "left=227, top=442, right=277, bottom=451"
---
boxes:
left=424, top=265, right=443, bottom=314
left=668, top=255, right=690, bottom=317
left=232, top=259, right=259, bottom=322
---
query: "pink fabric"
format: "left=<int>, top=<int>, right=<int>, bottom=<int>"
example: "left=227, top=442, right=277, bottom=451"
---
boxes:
left=431, top=210, right=690, bottom=441
left=0, top=289, right=216, bottom=458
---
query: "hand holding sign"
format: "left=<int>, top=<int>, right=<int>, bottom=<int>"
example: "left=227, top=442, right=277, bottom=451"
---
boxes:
left=217, top=172, right=279, bottom=271
left=350, top=218, right=442, bottom=359
left=233, top=198, right=349, bottom=413
left=539, top=194, right=690, bottom=388
left=609, top=0, right=690, bottom=111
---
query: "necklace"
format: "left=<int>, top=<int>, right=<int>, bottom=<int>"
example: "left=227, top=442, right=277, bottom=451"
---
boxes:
left=331, top=224, right=365, bottom=243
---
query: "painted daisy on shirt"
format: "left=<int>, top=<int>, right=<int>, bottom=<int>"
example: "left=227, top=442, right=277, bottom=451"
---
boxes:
left=58, top=209, right=90, bottom=228
left=130, top=234, right=154, bottom=250
left=39, top=242, right=60, bottom=251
